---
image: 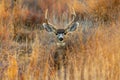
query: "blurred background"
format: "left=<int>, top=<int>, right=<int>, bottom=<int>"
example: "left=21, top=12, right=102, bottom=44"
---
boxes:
left=0, top=0, right=120, bottom=80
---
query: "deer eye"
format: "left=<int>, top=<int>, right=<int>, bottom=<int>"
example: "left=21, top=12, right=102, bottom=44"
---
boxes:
left=64, top=32, right=66, bottom=35
left=56, top=33, right=58, bottom=35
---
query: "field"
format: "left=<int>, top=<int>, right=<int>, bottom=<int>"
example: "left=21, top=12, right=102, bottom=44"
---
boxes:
left=0, top=0, right=120, bottom=80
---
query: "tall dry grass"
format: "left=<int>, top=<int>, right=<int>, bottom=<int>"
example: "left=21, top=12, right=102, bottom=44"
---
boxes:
left=0, top=0, right=120, bottom=80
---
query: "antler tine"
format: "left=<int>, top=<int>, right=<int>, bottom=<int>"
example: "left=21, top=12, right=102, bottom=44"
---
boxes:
left=45, top=9, right=55, bottom=26
left=72, top=7, right=76, bottom=19
left=45, top=9, right=49, bottom=24
left=65, top=8, right=76, bottom=30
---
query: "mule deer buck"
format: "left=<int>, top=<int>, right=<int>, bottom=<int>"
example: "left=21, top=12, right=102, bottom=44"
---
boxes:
left=43, top=9, right=79, bottom=71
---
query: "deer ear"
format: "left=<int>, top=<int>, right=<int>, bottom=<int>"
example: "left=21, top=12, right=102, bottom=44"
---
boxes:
left=43, top=23, right=55, bottom=32
left=68, top=22, right=79, bottom=32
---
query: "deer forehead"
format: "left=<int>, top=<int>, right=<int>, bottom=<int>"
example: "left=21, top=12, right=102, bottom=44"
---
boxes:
left=56, top=29, right=65, bottom=33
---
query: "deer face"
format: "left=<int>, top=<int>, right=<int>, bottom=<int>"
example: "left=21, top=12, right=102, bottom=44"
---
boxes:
left=43, top=9, right=79, bottom=42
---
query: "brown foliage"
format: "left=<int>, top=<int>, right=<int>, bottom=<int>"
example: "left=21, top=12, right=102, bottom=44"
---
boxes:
left=0, top=0, right=120, bottom=80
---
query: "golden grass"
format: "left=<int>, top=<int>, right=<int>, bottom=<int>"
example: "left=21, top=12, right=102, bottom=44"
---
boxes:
left=0, top=0, right=120, bottom=80
left=5, top=55, right=18, bottom=80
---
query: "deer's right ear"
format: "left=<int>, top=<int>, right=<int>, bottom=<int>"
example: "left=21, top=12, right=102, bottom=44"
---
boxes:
left=43, top=23, right=54, bottom=32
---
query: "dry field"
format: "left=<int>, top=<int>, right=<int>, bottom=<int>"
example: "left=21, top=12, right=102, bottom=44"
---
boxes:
left=0, top=0, right=120, bottom=80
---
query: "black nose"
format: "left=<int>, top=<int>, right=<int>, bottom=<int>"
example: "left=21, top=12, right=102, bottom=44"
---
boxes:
left=59, top=38, right=63, bottom=41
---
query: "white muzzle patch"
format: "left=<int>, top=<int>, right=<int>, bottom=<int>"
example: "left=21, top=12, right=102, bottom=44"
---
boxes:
left=57, top=33, right=64, bottom=41
left=57, top=42, right=66, bottom=47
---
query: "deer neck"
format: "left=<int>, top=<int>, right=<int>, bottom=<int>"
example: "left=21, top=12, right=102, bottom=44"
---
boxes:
left=56, top=41, right=66, bottom=47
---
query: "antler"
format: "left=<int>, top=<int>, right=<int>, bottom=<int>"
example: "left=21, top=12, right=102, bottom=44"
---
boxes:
left=65, top=8, right=76, bottom=32
left=45, top=9, right=57, bottom=33
left=45, top=9, right=49, bottom=24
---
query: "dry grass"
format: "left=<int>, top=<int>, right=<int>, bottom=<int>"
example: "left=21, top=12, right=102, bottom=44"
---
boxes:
left=0, top=0, right=120, bottom=80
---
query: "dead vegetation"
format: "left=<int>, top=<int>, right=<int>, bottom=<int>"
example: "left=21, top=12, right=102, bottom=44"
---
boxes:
left=0, top=0, right=120, bottom=80
left=13, top=27, right=36, bottom=43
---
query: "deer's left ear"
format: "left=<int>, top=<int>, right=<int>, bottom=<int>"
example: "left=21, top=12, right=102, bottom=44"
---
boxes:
left=68, top=22, right=79, bottom=32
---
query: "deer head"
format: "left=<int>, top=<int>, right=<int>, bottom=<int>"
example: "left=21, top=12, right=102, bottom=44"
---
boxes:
left=43, top=8, right=79, bottom=44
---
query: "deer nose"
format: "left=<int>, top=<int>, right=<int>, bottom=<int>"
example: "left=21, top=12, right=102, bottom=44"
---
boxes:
left=57, top=33, right=64, bottom=41
left=59, top=37, right=63, bottom=41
